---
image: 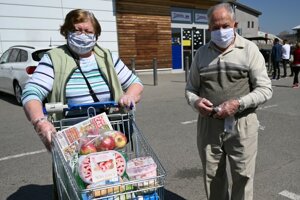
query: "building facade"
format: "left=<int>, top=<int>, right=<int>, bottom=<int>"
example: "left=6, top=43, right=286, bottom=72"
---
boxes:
left=116, top=0, right=229, bottom=71
left=0, top=0, right=119, bottom=55
left=233, top=2, right=261, bottom=38
left=116, top=0, right=263, bottom=71
left=0, top=0, right=262, bottom=71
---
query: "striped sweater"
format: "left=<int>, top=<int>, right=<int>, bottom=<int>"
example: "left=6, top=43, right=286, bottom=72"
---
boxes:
left=22, top=53, right=142, bottom=105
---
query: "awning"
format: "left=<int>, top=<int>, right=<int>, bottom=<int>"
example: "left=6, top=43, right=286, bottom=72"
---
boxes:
left=292, top=25, right=300, bottom=30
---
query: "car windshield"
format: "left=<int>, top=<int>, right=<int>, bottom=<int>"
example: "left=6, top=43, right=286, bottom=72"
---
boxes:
left=32, top=49, right=50, bottom=61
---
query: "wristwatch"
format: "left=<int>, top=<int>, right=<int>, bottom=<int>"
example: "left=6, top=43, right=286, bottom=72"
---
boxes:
left=237, top=97, right=245, bottom=112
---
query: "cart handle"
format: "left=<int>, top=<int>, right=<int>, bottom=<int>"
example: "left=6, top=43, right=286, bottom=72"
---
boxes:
left=44, top=101, right=119, bottom=114
left=68, top=101, right=118, bottom=110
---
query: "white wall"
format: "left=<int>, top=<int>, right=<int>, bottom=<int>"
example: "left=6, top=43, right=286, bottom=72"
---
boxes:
left=0, top=0, right=118, bottom=55
left=235, top=9, right=259, bottom=38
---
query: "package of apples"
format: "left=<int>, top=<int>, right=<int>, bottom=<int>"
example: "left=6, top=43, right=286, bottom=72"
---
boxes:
left=79, top=130, right=127, bottom=155
left=54, top=112, right=124, bottom=162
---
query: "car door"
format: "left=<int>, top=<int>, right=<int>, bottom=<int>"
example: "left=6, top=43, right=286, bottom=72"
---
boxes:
left=2, top=48, right=20, bottom=93
left=0, top=49, right=12, bottom=92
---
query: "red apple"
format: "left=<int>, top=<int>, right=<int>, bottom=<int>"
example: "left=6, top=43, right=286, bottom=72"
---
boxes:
left=80, top=143, right=97, bottom=155
left=113, top=132, right=127, bottom=149
left=96, top=136, right=115, bottom=151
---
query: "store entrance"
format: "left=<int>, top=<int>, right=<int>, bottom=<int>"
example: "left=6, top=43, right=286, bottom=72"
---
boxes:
left=171, top=27, right=209, bottom=70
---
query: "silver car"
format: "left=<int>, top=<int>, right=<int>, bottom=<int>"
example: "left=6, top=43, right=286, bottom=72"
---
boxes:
left=0, top=45, right=51, bottom=105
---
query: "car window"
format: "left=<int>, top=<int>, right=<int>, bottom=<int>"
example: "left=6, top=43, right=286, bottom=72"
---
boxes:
left=32, top=49, right=50, bottom=61
left=0, top=49, right=12, bottom=64
left=19, top=49, right=28, bottom=62
left=8, top=49, right=20, bottom=63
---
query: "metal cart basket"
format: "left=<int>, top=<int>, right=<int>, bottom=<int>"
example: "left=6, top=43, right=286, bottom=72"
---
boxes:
left=49, top=102, right=166, bottom=200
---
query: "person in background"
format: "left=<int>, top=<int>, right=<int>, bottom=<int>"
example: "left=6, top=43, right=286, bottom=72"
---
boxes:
left=21, top=9, right=143, bottom=199
left=289, top=42, right=295, bottom=76
left=292, top=42, right=300, bottom=88
left=281, top=39, right=291, bottom=77
left=185, top=3, right=272, bottom=200
left=271, top=38, right=282, bottom=80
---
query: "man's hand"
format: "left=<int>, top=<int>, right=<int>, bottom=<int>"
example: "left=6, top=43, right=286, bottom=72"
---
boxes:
left=194, top=98, right=214, bottom=116
left=214, top=99, right=240, bottom=119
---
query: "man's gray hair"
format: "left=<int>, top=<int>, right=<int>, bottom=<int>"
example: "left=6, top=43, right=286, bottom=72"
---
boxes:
left=207, top=3, right=235, bottom=24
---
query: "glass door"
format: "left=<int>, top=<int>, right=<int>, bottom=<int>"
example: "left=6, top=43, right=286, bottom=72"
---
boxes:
left=171, top=26, right=207, bottom=70
left=182, top=28, right=204, bottom=70
left=171, top=28, right=182, bottom=69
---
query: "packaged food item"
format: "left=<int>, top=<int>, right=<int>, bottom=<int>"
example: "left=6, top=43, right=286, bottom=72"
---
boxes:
left=126, top=156, right=157, bottom=187
left=102, top=130, right=128, bottom=149
left=78, top=151, right=118, bottom=184
left=77, top=130, right=128, bottom=155
left=88, top=177, right=124, bottom=197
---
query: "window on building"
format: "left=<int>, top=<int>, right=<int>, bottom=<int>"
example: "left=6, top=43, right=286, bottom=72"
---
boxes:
left=248, top=21, right=250, bottom=28
left=252, top=21, right=254, bottom=28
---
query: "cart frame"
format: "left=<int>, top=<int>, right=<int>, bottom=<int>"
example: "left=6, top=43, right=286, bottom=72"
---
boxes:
left=49, top=103, right=166, bottom=200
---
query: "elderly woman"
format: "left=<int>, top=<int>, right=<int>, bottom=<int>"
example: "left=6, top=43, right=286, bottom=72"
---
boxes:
left=21, top=9, right=143, bottom=151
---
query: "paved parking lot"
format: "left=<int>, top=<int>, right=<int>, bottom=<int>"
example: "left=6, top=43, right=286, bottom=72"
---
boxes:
left=0, top=71, right=299, bottom=200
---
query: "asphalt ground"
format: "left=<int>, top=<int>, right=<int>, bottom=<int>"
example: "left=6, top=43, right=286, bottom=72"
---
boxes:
left=0, top=69, right=299, bottom=200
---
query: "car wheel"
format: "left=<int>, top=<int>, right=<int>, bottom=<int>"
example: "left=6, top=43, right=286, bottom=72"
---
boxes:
left=14, top=82, right=22, bottom=106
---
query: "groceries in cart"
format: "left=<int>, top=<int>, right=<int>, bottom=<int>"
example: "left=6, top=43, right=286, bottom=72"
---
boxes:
left=53, top=112, right=161, bottom=199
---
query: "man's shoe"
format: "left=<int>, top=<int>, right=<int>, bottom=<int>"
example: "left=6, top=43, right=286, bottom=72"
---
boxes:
left=292, top=84, right=299, bottom=88
left=289, top=74, right=294, bottom=77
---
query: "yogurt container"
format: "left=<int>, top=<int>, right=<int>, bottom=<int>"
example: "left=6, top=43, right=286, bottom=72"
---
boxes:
left=126, top=156, right=157, bottom=187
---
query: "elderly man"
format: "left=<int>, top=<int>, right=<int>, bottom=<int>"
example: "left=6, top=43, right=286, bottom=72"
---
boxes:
left=185, top=3, right=272, bottom=200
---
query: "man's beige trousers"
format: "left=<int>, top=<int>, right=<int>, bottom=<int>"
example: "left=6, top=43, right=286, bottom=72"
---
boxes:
left=197, top=113, right=259, bottom=200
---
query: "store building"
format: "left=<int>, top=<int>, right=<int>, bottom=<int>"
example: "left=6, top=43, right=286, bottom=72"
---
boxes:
left=116, top=0, right=262, bottom=71
left=116, top=0, right=227, bottom=71
left=0, top=0, right=262, bottom=71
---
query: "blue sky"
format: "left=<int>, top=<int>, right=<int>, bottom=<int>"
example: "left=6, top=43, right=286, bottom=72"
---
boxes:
left=237, top=0, right=300, bottom=35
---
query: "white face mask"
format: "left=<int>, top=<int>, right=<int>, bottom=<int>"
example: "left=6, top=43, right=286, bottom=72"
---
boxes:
left=210, top=28, right=235, bottom=49
left=67, top=32, right=96, bottom=55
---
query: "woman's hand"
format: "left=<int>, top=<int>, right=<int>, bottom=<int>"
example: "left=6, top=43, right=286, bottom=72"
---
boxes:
left=119, top=83, right=143, bottom=110
left=34, top=119, right=57, bottom=151
left=119, top=94, right=137, bottom=109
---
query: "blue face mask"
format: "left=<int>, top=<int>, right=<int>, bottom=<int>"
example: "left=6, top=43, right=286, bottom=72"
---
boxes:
left=211, top=28, right=235, bottom=49
left=67, top=32, right=96, bottom=55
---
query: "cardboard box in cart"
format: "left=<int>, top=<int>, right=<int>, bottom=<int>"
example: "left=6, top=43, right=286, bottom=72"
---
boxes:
left=51, top=111, right=166, bottom=200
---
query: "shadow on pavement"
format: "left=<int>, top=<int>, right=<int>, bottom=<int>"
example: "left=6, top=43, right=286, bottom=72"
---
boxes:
left=0, top=92, right=19, bottom=106
left=272, top=84, right=293, bottom=88
left=164, top=189, right=186, bottom=200
left=7, top=185, right=185, bottom=200
left=7, top=184, right=53, bottom=200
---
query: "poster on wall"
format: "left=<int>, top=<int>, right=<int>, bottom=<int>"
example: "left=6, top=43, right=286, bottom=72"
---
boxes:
left=194, top=13, right=208, bottom=24
left=171, top=11, right=192, bottom=23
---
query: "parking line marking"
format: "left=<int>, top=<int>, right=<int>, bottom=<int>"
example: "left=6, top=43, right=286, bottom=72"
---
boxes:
left=0, top=149, right=47, bottom=162
left=181, top=119, right=197, bottom=125
left=279, top=190, right=300, bottom=200
left=257, top=104, right=278, bottom=110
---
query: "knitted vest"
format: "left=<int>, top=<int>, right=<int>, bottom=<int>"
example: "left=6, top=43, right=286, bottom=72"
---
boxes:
left=47, top=44, right=123, bottom=119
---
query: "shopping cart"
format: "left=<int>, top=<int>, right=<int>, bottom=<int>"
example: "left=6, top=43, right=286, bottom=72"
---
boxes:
left=46, top=102, right=166, bottom=200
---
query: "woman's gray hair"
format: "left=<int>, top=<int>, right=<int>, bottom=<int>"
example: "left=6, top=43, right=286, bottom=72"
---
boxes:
left=207, top=3, right=235, bottom=24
